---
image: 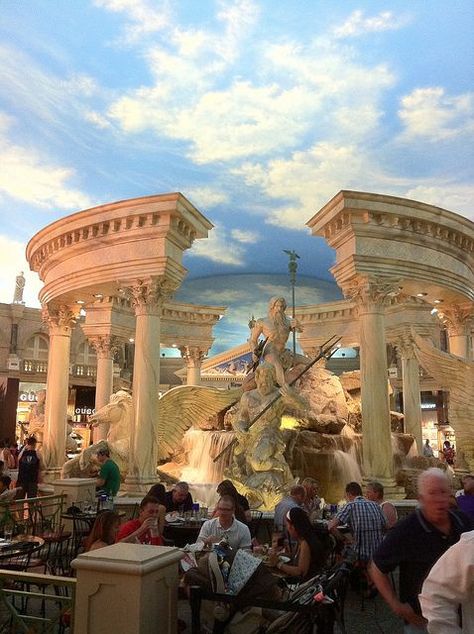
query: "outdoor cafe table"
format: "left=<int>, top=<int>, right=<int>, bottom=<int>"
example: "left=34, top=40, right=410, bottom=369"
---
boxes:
left=0, top=535, right=45, bottom=560
left=163, top=520, right=203, bottom=548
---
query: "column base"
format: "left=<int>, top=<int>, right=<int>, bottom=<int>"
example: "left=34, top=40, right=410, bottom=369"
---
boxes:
left=123, top=474, right=159, bottom=496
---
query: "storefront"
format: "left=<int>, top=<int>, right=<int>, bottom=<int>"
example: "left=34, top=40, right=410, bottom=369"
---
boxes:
left=420, top=391, right=455, bottom=457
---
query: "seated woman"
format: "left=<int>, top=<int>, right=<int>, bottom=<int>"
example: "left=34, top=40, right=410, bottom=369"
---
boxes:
left=146, top=483, right=167, bottom=534
left=84, top=510, right=121, bottom=552
left=268, top=507, right=329, bottom=581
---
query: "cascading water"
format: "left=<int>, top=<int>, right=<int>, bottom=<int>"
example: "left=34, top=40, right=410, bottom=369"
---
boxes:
left=180, top=428, right=235, bottom=484
left=333, top=449, right=363, bottom=484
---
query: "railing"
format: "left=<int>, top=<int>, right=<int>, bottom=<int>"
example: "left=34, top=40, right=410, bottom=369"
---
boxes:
left=21, top=360, right=48, bottom=373
left=70, top=364, right=96, bottom=378
left=0, top=495, right=67, bottom=538
left=0, top=570, right=76, bottom=633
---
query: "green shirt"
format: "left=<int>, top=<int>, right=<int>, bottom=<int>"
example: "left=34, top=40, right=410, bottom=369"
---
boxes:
left=99, top=459, right=121, bottom=496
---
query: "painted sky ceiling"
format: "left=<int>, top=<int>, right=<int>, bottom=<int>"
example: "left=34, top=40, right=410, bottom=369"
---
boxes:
left=0, top=1, right=472, bottom=326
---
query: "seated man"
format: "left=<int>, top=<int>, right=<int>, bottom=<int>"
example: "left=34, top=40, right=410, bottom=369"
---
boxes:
left=274, top=485, right=306, bottom=532
left=0, top=475, right=21, bottom=500
left=196, top=495, right=251, bottom=550
left=95, top=448, right=121, bottom=497
left=164, top=481, right=193, bottom=513
left=365, top=481, right=398, bottom=529
left=328, top=481, right=386, bottom=562
left=116, top=495, right=163, bottom=545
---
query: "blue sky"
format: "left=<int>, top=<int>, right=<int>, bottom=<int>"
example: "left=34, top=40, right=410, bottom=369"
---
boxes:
left=0, top=0, right=473, bottom=313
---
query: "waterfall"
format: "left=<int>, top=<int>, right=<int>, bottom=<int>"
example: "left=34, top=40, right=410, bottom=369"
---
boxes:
left=180, top=429, right=235, bottom=484
left=333, top=449, right=363, bottom=484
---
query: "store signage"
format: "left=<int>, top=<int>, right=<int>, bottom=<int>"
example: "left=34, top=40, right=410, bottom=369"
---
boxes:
left=421, top=403, right=437, bottom=410
left=75, top=407, right=96, bottom=415
left=18, top=391, right=38, bottom=403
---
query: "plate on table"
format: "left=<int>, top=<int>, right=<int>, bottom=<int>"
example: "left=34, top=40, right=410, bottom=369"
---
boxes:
left=165, top=514, right=186, bottom=524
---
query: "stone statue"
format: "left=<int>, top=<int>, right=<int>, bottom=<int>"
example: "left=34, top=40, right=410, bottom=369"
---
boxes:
left=227, top=363, right=308, bottom=508
left=249, top=296, right=307, bottom=387
left=13, top=271, right=25, bottom=304
left=28, top=389, right=46, bottom=443
left=62, top=385, right=242, bottom=480
left=410, top=331, right=474, bottom=472
left=62, top=390, right=133, bottom=478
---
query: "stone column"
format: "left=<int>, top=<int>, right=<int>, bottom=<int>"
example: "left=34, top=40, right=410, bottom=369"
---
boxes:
left=397, top=339, right=422, bottom=453
left=179, top=345, right=206, bottom=385
left=42, top=304, right=78, bottom=476
left=124, top=279, right=172, bottom=490
left=89, top=335, right=120, bottom=441
left=441, top=304, right=472, bottom=359
left=344, top=277, right=402, bottom=493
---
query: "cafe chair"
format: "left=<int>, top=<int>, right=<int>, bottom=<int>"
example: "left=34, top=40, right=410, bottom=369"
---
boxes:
left=249, top=510, right=263, bottom=538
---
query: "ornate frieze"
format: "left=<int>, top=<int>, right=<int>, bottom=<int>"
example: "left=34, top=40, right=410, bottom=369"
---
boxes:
left=322, top=209, right=474, bottom=254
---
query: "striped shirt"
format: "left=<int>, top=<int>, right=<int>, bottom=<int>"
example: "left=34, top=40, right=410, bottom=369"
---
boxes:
left=335, top=496, right=387, bottom=561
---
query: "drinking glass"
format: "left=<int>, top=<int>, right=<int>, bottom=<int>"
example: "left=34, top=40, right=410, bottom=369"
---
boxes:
left=4, top=528, right=13, bottom=542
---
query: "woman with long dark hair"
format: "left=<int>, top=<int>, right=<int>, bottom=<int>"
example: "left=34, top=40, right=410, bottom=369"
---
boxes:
left=85, top=511, right=121, bottom=552
left=268, top=507, right=328, bottom=580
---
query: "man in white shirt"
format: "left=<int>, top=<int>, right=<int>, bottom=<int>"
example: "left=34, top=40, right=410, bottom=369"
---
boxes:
left=197, top=495, right=251, bottom=550
left=419, top=530, right=474, bottom=634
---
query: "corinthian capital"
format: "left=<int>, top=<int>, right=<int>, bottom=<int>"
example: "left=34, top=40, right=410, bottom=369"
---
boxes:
left=41, top=303, right=79, bottom=335
left=395, top=334, right=416, bottom=360
left=89, top=335, right=120, bottom=359
left=124, top=278, right=176, bottom=316
left=179, top=345, right=207, bottom=367
left=342, top=276, right=401, bottom=310
left=439, top=303, right=473, bottom=337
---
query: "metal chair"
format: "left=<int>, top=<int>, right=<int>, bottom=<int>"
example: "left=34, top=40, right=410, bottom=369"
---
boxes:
left=249, top=510, right=263, bottom=538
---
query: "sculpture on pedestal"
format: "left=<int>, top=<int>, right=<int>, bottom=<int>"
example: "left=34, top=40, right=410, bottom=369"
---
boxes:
left=227, top=363, right=308, bottom=508
left=248, top=296, right=308, bottom=388
left=12, top=271, right=25, bottom=304
left=28, top=389, right=46, bottom=443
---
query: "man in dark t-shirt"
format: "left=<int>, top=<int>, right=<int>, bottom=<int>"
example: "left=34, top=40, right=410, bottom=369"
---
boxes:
left=17, top=436, right=42, bottom=498
left=370, top=468, right=472, bottom=631
left=164, top=482, right=193, bottom=513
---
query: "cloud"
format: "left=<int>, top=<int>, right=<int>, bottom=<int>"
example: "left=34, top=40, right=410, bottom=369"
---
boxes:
left=186, top=186, right=229, bottom=208
left=83, top=110, right=113, bottom=129
left=398, top=87, right=474, bottom=141
left=0, top=235, right=42, bottom=307
left=231, top=229, right=259, bottom=243
left=187, top=223, right=246, bottom=265
left=0, top=113, right=91, bottom=209
left=333, top=10, right=410, bottom=38
left=234, top=142, right=369, bottom=228
left=94, top=0, right=171, bottom=43
left=403, top=184, right=474, bottom=219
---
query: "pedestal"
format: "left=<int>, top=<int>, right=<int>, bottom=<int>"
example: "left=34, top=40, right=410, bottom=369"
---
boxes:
left=72, top=543, right=182, bottom=634
left=52, top=478, right=97, bottom=508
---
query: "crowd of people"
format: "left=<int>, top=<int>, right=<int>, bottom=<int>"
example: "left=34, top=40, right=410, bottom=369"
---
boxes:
left=1, top=437, right=473, bottom=633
